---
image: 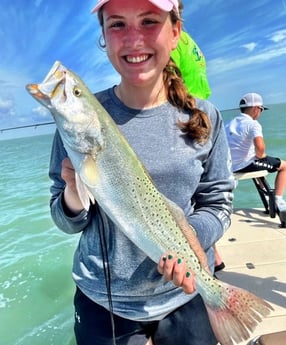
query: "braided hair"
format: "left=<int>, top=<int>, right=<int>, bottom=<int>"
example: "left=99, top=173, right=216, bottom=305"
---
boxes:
left=166, top=5, right=211, bottom=143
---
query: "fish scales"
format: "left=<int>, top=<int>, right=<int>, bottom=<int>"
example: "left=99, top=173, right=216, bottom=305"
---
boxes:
left=26, top=61, right=273, bottom=345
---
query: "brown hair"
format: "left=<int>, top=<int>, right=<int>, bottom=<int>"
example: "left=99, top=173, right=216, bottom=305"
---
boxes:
left=164, top=60, right=211, bottom=142
left=97, top=4, right=211, bottom=143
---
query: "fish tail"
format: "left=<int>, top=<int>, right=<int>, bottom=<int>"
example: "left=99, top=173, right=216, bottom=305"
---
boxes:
left=203, top=282, right=274, bottom=345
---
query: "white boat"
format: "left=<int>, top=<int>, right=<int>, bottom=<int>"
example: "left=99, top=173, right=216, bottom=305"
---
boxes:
left=216, top=207, right=286, bottom=344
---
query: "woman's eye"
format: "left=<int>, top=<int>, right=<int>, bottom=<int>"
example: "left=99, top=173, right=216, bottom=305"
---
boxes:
left=142, top=18, right=158, bottom=26
left=109, top=21, right=125, bottom=29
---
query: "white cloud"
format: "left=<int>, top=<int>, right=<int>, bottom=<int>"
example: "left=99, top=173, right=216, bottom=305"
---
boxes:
left=208, top=44, right=286, bottom=75
left=0, top=96, right=15, bottom=117
left=32, top=106, right=50, bottom=118
left=269, top=29, right=286, bottom=42
left=241, top=42, right=257, bottom=52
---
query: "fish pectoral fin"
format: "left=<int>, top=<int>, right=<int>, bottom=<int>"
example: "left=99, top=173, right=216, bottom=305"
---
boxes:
left=80, top=155, right=98, bottom=188
left=75, top=173, right=95, bottom=211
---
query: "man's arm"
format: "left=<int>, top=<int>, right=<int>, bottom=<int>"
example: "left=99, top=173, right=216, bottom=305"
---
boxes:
left=254, top=136, right=266, bottom=158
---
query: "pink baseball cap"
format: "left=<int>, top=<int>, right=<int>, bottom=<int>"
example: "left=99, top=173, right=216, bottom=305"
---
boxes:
left=91, top=0, right=179, bottom=13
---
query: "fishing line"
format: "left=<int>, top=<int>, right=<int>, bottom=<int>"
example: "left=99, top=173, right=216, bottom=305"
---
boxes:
left=98, top=208, right=117, bottom=345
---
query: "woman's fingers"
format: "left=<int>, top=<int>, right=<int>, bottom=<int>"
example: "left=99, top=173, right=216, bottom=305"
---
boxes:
left=158, top=254, right=196, bottom=294
left=61, top=157, right=77, bottom=190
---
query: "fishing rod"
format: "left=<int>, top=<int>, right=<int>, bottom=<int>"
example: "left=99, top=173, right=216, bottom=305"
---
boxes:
left=0, top=121, right=55, bottom=133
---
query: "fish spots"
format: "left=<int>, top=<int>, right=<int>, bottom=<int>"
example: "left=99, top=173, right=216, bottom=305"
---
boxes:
left=124, top=169, right=207, bottom=278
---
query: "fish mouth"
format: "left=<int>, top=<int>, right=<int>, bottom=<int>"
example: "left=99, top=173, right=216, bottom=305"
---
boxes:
left=26, top=61, right=66, bottom=105
left=42, top=60, right=63, bottom=83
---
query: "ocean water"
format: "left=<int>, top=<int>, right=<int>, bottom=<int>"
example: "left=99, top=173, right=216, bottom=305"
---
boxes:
left=0, top=135, right=78, bottom=345
left=0, top=103, right=285, bottom=344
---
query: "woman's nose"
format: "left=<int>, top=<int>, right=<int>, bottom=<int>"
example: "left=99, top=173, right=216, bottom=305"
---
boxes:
left=122, top=26, right=144, bottom=48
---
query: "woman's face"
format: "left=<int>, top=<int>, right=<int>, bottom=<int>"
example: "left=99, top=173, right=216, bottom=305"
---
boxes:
left=101, top=0, right=181, bottom=87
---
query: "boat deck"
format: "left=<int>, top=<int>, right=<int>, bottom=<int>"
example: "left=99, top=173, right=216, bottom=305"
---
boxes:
left=215, top=208, right=286, bottom=344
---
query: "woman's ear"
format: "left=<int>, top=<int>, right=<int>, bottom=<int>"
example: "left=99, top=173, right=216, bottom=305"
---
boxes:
left=171, top=21, right=182, bottom=50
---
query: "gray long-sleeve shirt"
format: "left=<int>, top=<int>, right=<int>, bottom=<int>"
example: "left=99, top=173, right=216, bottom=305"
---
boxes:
left=49, top=87, right=234, bottom=321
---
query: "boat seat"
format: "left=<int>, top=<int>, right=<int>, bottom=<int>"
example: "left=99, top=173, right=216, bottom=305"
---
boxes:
left=247, top=330, right=286, bottom=345
left=233, top=170, right=286, bottom=228
left=234, top=170, right=269, bottom=181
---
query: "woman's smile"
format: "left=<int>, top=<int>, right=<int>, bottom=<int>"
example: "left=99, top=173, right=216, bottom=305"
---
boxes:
left=124, top=54, right=150, bottom=64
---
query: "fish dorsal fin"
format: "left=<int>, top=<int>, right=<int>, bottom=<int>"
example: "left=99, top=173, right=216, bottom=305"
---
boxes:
left=162, top=195, right=209, bottom=272
left=75, top=172, right=95, bottom=211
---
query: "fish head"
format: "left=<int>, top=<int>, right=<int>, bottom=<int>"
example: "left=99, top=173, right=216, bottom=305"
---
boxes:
left=26, top=61, right=104, bottom=155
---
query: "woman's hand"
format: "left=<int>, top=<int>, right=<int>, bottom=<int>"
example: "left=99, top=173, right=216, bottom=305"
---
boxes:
left=62, top=157, right=77, bottom=189
left=61, top=157, right=85, bottom=215
left=157, top=254, right=196, bottom=294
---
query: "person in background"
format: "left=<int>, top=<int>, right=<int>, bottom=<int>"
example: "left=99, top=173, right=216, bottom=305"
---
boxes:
left=49, top=0, right=234, bottom=344
left=171, top=30, right=211, bottom=99
left=225, top=92, right=286, bottom=212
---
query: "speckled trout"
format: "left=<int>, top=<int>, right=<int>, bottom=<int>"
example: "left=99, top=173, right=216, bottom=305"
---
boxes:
left=26, top=61, right=273, bottom=345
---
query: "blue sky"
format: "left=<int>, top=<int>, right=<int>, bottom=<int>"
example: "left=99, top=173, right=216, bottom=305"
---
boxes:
left=1, top=0, right=286, bottom=134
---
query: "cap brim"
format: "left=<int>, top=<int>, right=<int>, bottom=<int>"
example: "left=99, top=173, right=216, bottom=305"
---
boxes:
left=91, top=0, right=178, bottom=13
left=239, top=104, right=269, bottom=110
left=91, top=0, right=109, bottom=13
left=148, top=0, right=175, bottom=11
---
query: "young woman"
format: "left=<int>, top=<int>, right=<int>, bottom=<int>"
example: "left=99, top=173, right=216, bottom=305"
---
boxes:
left=49, top=0, right=234, bottom=344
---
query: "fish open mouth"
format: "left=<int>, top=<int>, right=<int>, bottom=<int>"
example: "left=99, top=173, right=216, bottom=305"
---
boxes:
left=42, top=61, right=63, bottom=83
left=26, top=83, right=48, bottom=101
left=26, top=61, right=66, bottom=104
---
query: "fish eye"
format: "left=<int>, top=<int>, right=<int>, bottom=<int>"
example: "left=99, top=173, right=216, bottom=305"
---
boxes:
left=73, top=87, right=82, bottom=97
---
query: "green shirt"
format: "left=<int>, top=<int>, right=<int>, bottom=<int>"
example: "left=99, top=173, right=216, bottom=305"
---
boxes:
left=171, top=31, right=211, bottom=99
